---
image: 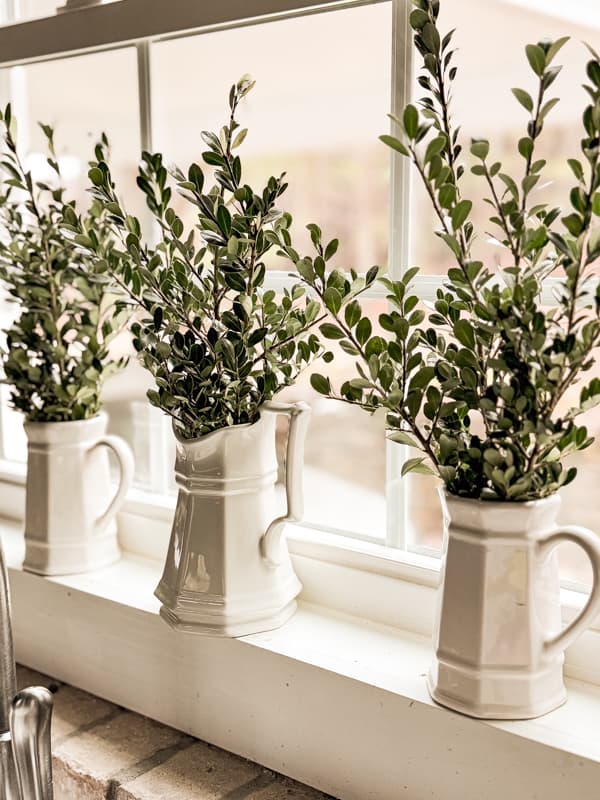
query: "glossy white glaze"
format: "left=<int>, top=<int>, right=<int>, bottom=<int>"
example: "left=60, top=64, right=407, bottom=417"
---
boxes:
left=429, top=489, right=600, bottom=719
left=23, top=413, right=134, bottom=575
left=155, top=402, right=310, bottom=636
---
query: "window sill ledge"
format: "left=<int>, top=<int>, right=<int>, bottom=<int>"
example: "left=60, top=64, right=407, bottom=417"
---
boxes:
left=2, top=521, right=600, bottom=800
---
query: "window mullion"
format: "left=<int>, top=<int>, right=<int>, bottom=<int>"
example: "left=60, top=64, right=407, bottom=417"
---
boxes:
left=388, top=0, right=412, bottom=283
left=135, top=38, right=179, bottom=496
left=385, top=0, right=412, bottom=550
left=136, top=40, right=152, bottom=152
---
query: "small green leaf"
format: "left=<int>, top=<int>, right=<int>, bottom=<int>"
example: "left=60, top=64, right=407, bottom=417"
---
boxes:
left=567, top=159, right=584, bottom=182
left=511, top=88, right=534, bottom=113
left=379, top=134, right=409, bottom=156
left=345, top=300, right=361, bottom=328
left=216, top=204, right=231, bottom=236
left=483, top=449, right=503, bottom=467
left=401, top=457, right=434, bottom=477
left=545, top=36, right=570, bottom=65
left=320, top=322, right=345, bottom=340
left=540, top=97, right=560, bottom=121
left=562, top=213, right=583, bottom=236
left=356, top=317, right=372, bottom=345
left=388, top=431, right=417, bottom=447
left=88, top=166, right=104, bottom=186
left=296, top=259, right=315, bottom=283
left=454, top=319, right=475, bottom=349
left=409, top=8, right=429, bottom=29
left=470, top=139, right=489, bottom=160
left=323, top=287, right=342, bottom=315
left=324, top=238, right=339, bottom=261
left=410, top=366, right=435, bottom=390
left=518, top=137, right=534, bottom=160
left=232, top=128, right=248, bottom=148
left=525, top=43, right=546, bottom=76
left=450, top=200, right=472, bottom=229
left=425, top=135, right=446, bottom=163
left=403, top=104, right=419, bottom=139
left=438, top=184, right=456, bottom=208
left=310, top=373, right=331, bottom=395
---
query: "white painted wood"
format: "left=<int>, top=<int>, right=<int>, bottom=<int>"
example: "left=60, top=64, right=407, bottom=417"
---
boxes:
left=1, top=525, right=599, bottom=800
left=0, top=0, right=390, bottom=66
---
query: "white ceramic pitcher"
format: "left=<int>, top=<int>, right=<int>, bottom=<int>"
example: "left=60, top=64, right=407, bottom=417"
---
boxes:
left=429, top=489, right=600, bottom=719
left=155, top=401, right=311, bottom=636
left=23, top=412, right=134, bottom=575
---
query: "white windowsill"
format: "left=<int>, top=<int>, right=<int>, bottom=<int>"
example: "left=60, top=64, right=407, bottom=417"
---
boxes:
left=2, top=518, right=600, bottom=800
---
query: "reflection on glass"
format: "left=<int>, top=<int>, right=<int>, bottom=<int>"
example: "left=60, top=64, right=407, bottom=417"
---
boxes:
left=277, top=299, right=387, bottom=540
left=151, top=3, right=391, bottom=271
left=0, top=48, right=144, bottom=467
left=9, top=47, right=142, bottom=214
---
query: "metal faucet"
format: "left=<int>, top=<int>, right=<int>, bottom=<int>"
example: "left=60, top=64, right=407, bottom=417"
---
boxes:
left=0, top=539, right=53, bottom=800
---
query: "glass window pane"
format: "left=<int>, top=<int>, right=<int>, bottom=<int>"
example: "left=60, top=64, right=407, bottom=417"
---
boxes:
left=151, top=3, right=392, bottom=272
left=411, top=0, right=597, bottom=275
left=101, top=360, right=176, bottom=494
left=277, top=298, right=387, bottom=541
left=9, top=47, right=142, bottom=213
left=0, top=48, right=144, bottom=469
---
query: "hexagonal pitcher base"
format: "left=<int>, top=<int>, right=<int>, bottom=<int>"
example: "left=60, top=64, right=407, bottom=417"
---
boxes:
left=158, top=597, right=299, bottom=637
left=427, top=660, right=568, bottom=720
left=23, top=530, right=121, bottom=576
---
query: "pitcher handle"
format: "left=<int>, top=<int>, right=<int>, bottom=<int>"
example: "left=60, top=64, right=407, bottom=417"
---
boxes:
left=538, top=525, right=600, bottom=659
left=91, top=435, right=135, bottom=532
left=260, top=401, right=311, bottom=567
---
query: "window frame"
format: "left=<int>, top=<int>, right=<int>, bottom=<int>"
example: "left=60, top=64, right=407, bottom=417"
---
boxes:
left=0, top=0, right=421, bottom=552
left=0, top=0, right=596, bottom=597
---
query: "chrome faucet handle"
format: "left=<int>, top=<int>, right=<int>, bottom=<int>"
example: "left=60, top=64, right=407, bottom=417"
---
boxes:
left=0, top=538, right=16, bottom=734
left=0, top=736, right=20, bottom=800
left=10, top=687, right=54, bottom=800
left=0, top=536, right=19, bottom=799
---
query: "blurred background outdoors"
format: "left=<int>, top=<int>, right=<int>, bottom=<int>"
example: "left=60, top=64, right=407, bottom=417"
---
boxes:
left=1, top=0, right=599, bottom=583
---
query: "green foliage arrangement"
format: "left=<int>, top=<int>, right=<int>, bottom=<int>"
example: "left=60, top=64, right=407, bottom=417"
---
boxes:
left=282, top=0, right=600, bottom=501
left=68, top=77, right=323, bottom=440
left=0, top=108, right=128, bottom=422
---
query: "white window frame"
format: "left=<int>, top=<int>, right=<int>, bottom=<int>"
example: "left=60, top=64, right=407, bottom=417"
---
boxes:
left=0, top=0, right=594, bottom=573
left=0, top=0, right=597, bottom=591
left=0, top=0, right=424, bottom=551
